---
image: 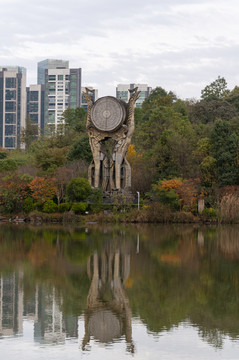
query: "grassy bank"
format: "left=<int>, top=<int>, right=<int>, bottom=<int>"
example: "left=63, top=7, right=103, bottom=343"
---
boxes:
left=4, top=196, right=239, bottom=225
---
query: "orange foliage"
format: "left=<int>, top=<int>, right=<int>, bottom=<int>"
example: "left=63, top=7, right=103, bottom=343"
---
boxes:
left=175, top=178, right=201, bottom=210
left=28, top=240, right=56, bottom=266
left=160, top=253, right=181, bottom=265
left=29, top=177, right=57, bottom=203
left=0, top=175, right=31, bottom=204
left=161, top=179, right=183, bottom=191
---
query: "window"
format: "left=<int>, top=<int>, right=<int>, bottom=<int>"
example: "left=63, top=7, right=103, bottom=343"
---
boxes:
left=5, top=137, right=16, bottom=148
left=5, top=78, right=16, bottom=88
left=65, top=75, right=69, bottom=80
left=48, top=110, right=55, bottom=117
left=58, top=75, right=63, bottom=81
left=29, top=114, right=39, bottom=124
left=29, top=103, right=38, bottom=112
left=5, top=90, right=16, bottom=100
left=5, top=101, right=16, bottom=112
left=30, top=91, right=38, bottom=101
left=70, top=81, right=77, bottom=89
left=49, top=75, right=56, bottom=81
left=49, top=83, right=56, bottom=89
left=5, top=125, right=16, bottom=136
left=5, top=113, right=16, bottom=124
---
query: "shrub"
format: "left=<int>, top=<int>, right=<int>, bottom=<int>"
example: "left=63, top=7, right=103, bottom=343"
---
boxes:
left=58, top=202, right=71, bottom=213
left=0, top=150, right=7, bottom=159
left=0, top=158, right=17, bottom=172
left=33, top=202, right=43, bottom=211
left=23, top=197, right=34, bottom=214
left=66, top=177, right=92, bottom=202
left=88, top=188, right=103, bottom=213
left=71, top=202, right=88, bottom=214
left=43, top=200, right=58, bottom=213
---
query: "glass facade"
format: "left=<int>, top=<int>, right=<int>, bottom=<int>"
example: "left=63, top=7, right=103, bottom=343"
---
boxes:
left=0, top=67, right=26, bottom=149
left=116, top=84, right=152, bottom=107
left=38, top=61, right=82, bottom=131
left=26, top=84, right=44, bottom=135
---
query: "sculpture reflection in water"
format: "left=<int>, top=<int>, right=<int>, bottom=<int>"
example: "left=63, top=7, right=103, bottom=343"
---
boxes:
left=82, top=247, right=134, bottom=353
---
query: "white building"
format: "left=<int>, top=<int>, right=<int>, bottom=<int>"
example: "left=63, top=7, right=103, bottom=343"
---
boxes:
left=116, top=83, right=152, bottom=107
left=37, top=59, right=82, bottom=131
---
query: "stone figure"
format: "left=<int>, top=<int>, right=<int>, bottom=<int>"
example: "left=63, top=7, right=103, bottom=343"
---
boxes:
left=84, top=87, right=140, bottom=193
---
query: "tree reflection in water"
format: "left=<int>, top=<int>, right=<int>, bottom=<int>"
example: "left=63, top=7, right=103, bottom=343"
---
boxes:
left=0, top=224, right=238, bottom=352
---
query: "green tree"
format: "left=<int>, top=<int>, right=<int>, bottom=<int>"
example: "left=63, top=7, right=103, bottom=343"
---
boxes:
left=134, top=106, right=197, bottom=179
left=66, top=177, right=92, bottom=202
left=226, top=86, right=239, bottom=112
left=188, top=100, right=237, bottom=124
left=67, top=134, right=92, bottom=163
left=211, top=120, right=239, bottom=185
left=21, top=116, right=39, bottom=149
left=62, top=107, right=87, bottom=133
left=201, top=76, right=230, bottom=101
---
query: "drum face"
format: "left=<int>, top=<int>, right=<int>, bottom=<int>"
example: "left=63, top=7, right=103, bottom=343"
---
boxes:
left=91, top=96, right=126, bottom=132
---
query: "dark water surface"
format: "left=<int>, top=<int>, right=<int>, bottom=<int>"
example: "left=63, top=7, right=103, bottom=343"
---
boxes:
left=0, top=223, right=239, bottom=359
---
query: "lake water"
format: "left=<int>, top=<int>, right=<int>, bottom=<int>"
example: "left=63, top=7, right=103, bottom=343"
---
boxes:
left=0, top=223, right=239, bottom=359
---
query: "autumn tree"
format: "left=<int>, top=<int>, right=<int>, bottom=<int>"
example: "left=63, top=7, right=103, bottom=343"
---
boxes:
left=175, top=179, right=201, bottom=211
left=0, top=173, right=32, bottom=213
left=29, top=177, right=57, bottom=203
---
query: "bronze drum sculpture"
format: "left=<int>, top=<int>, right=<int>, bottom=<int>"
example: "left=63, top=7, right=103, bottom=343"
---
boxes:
left=84, top=88, right=140, bottom=193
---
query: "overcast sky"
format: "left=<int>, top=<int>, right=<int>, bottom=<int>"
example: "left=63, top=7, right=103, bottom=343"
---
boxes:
left=1, top=0, right=239, bottom=99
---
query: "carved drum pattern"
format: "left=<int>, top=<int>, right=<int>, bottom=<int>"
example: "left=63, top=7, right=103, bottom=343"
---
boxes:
left=91, top=96, right=126, bottom=132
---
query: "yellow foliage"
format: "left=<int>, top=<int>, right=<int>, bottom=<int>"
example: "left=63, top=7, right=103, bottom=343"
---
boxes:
left=125, top=277, right=133, bottom=288
left=126, top=144, right=137, bottom=162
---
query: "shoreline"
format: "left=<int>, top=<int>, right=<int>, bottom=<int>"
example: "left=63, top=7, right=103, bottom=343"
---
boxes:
left=0, top=210, right=230, bottom=225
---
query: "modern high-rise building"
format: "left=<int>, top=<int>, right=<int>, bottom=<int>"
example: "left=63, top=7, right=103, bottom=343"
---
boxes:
left=0, top=66, right=26, bottom=149
left=37, top=59, right=82, bottom=131
left=81, top=87, right=98, bottom=111
left=26, top=84, right=45, bottom=133
left=116, top=83, right=152, bottom=108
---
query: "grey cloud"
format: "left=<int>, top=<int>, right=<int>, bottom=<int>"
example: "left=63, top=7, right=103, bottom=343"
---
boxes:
left=0, top=0, right=237, bottom=101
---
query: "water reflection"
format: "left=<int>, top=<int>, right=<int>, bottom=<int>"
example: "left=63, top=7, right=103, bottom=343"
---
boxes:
left=83, top=247, right=133, bottom=352
left=0, top=224, right=238, bottom=358
left=0, top=272, right=23, bottom=337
